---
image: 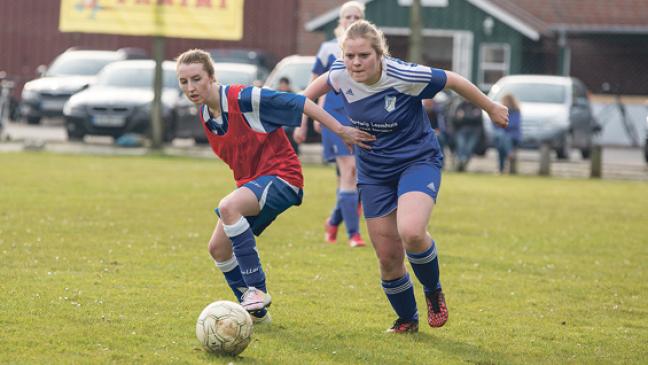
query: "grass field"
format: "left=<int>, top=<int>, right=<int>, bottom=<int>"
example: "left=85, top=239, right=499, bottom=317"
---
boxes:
left=1, top=152, right=647, bottom=364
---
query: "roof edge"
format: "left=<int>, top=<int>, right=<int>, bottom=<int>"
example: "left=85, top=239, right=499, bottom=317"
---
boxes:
left=467, top=0, right=541, bottom=41
left=551, top=24, right=648, bottom=35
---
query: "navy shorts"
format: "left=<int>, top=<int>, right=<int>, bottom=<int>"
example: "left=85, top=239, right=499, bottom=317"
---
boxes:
left=215, top=176, right=303, bottom=236
left=358, top=162, right=442, bottom=219
left=321, top=108, right=354, bottom=162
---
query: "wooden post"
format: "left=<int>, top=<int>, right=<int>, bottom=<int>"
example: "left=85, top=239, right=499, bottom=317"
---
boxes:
left=590, top=145, right=603, bottom=178
left=509, top=149, right=518, bottom=174
left=539, top=143, right=551, bottom=176
left=408, top=0, right=423, bottom=64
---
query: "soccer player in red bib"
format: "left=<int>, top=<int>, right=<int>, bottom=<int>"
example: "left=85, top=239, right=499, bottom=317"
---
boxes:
left=176, top=49, right=374, bottom=324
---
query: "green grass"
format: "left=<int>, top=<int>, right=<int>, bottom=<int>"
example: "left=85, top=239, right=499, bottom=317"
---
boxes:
left=0, top=152, right=647, bottom=364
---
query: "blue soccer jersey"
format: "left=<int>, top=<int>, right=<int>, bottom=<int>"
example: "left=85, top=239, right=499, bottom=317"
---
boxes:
left=313, top=39, right=345, bottom=112
left=201, top=85, right=306, bottom=136
left=327, top=57, right=447, bottom=183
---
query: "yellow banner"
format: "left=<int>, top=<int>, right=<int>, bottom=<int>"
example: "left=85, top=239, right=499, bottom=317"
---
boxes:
left=59, top=0, right=244, bottom=40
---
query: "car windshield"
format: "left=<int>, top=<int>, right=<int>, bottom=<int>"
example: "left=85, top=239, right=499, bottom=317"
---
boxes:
left=493, top=82, right=567, bottom=104
left=97, top=65, right=179, bottom=89
left=47, top=54, right=118, bottom=77
left=214, top=70, right=256, bottom=85
left=269, top=63, right=312, bottom=91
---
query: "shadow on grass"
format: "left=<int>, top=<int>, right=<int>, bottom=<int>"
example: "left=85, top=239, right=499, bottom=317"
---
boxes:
left=208, top=322, right=521, bottom=365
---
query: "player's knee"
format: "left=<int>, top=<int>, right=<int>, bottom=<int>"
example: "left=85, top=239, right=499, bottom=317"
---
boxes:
left=398, top=227, right=427, bottom=247
left=377, top=251, right=404, bottom=274
left=217, top=197, right=239, bottom=221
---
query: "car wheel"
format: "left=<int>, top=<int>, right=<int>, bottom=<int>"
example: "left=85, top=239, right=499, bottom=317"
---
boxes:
left=555, top=134, right=571, bottom=160
left=194, top=136, right=209, bottom=144
left=66, top=129, right=85, bottom=141
left=163, top=120, right=176, bottom=143
left=26, top=116, right=41, bottom=124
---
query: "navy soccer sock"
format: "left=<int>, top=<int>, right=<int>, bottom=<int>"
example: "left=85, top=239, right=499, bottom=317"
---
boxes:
left=215, top=256, right=267, bottom=317
left=338, top=190, right=360, bottom=237
left=407, top=240, right=442, bottom=294
left=223, top=217, right=267, bottom=293
left=215, top=256, right=246, bottom=301
left=382, top=273, right=419, bottom=322
left=329, top=189, right=343, bottom=226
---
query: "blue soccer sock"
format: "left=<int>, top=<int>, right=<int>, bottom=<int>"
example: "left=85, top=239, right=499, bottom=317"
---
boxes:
left=214, top=256, right=267, bottom=318
left=407, top=240, right=442, bottom=295
left=215, top=256, right=246, bottom=301
left=223, top=217, right=267, bottom=293
left=329, top=189, right=343, bottom=226
left=338, top=189, right=360, bottom=237
left=382, top=273, right=419, bottom=322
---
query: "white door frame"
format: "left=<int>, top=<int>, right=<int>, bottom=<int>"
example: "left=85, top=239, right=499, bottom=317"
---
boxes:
left=381, top=27, right=474, bottom=80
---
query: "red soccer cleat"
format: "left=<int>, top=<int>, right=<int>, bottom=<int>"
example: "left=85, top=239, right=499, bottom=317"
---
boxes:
left=324, top=219, right=338, bottom=244
left=386, top=318, right=419, bottom=334
left=348, top=233, right=366, bottom=248
left=426, top=289, right=448, bottom=327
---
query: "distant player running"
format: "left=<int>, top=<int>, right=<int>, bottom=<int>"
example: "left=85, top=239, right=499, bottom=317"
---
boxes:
left=294, top=1, right=367, bottom=248
left=176, top=49, right=374, bottom=323
left=297, top=21, right=508, bottom=333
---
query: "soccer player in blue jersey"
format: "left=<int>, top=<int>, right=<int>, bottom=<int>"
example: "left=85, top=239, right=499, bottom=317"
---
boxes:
left=176, top=49, right=374, bottom=324
left=299, top=21, right=509, bottom=333
left=294, top=1, right=367, bottom=248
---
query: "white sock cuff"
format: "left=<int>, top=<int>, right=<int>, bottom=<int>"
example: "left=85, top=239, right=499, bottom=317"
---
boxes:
left=338, top=188, right=358, bottom=193
left=223, top=216, right=250, bottom=238
left=215, top=256, right=239, bottom=272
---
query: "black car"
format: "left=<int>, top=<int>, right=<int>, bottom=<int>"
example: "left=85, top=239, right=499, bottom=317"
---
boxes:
left=63, top=60, right=181, bottom=141
left=20, top=47, right=146, bottom=124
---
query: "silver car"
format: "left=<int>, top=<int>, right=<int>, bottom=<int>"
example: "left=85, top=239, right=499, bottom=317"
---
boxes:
left=483, top=75, right=597, bottom=159
left=264, top=55, right=316, bottom=93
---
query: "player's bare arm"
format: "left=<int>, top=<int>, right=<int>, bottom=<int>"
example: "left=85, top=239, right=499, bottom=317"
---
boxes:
left=303, top=98, right=375, bottom=150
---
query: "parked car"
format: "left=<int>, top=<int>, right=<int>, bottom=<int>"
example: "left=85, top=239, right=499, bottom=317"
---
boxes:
left=63, top=60, right=180, bottom=141
left=264, top=55, right=315, bottom=92
left=174, top=62, right=266, bottom=143
left=482, top=75, right=597, bottom=159
left=20, top=47, right=147, bottom=124
left=207, top=48, right=272, bottom=83
left=212, top=62, right=263, bottom=86
left=644, top=106, right=648, bottom=164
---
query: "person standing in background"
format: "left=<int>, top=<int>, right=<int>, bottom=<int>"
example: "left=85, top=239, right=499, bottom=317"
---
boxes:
left=277, top=77, right=300, bottom=155
left=493, top=93, right=521, bottom=173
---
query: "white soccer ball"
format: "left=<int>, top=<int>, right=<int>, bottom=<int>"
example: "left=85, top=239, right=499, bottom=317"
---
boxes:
left=196, top=300, right=253, bottom=356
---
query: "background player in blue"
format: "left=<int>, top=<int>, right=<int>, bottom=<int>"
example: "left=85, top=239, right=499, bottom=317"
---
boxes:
left=294, top=1, right=366, bottom=248
left=176, top=49, right=374, bottom=324
left=301, top=21, right=509, bottom=333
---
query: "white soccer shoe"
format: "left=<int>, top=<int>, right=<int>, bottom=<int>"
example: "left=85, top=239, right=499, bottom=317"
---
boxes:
left=240, top=287, right=272, bottom=312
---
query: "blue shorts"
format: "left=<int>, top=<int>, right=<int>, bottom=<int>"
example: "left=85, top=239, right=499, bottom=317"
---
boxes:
left=358, top=162, right=441, bottom=219
left=321, top=108, right=354, bottom=162
left=215, top=176, right=303, bottom=236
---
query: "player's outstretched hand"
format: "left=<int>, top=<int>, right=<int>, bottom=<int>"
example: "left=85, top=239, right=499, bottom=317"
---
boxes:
left=338, top=126, right=375, bottom=151
left=488, top=102, right=509, bottom=128
left=293, top=126, right=307, bottom=144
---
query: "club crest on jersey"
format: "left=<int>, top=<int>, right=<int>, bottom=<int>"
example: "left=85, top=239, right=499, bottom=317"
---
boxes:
left=384, top=96, right=396, bottom=112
